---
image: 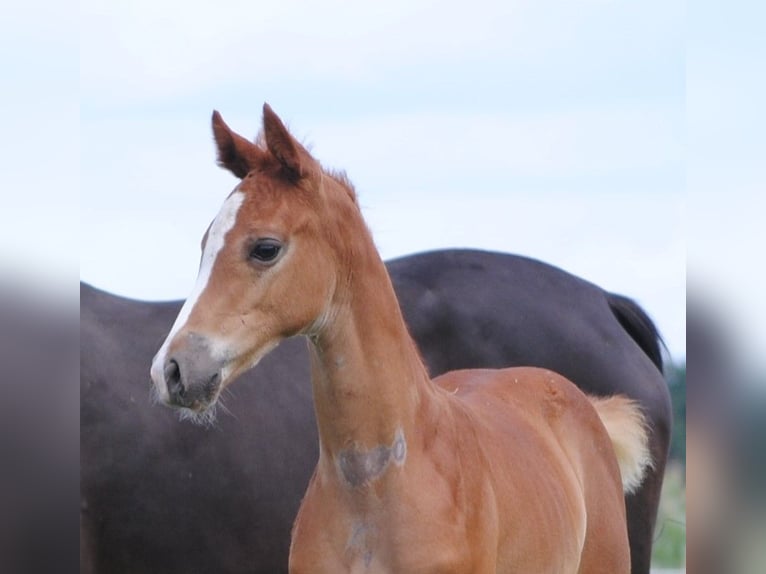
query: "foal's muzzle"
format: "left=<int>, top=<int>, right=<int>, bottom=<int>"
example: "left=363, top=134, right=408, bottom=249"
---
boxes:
left=151, top=333, right=224, bottom=411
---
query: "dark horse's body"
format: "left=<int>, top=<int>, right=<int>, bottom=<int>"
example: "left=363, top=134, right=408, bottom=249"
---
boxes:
left=81, top=249, right=670, bottom=574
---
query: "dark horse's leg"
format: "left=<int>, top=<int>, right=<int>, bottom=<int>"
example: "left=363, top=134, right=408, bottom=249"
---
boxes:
left=608, top=294, right=672, bottom=574
left=626, top=414, right=671, bottom=574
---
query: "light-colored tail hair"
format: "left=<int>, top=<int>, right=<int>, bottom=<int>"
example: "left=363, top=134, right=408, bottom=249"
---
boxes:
left=590, top=396, right=652, bottom=494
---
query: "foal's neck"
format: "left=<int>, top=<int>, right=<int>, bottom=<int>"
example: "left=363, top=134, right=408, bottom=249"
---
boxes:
left=308, top=247, right=433, bottom=467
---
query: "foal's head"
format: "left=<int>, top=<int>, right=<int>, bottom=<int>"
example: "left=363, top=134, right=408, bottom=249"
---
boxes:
left=150, top=104, right=366, bottom=418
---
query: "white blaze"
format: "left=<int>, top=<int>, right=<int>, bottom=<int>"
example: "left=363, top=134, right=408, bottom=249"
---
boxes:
left=150, top=191, right=246, bottom=400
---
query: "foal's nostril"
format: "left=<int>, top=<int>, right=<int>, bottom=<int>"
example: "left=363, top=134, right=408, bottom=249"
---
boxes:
left=165, top=359, right=185, bottom=398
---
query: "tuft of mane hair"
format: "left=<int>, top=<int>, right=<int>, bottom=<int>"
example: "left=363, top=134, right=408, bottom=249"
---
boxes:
left=590, top=395, right=652, bottom=494
left=252, top=131, right=358, bottom=204
left=326, top=168, right=358, bottom=204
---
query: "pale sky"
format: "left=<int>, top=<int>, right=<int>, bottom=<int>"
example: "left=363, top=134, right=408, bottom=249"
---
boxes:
left=0, top=1, right=700, bottom=363
left=78, top=0, right=687, bottom=360
left=687, top=1, right=766, bottom=378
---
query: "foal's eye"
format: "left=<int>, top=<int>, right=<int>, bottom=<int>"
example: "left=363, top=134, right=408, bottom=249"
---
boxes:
left=249, top=239, right=282, bottom=263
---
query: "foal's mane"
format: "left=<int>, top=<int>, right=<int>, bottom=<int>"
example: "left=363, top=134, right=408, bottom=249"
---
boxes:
left=252, top=131, right=358, bottom=205
left=325, top=169, right=358, bottom=204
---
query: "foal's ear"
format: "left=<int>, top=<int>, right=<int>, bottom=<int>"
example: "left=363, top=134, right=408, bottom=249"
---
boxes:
left=212, top=111, right=266, bottom=179
left=262, top=103, right=309, bottom=180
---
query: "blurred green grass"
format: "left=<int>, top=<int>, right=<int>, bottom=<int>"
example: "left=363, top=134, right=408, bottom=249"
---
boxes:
left=651, top=462, right=686, bottom=568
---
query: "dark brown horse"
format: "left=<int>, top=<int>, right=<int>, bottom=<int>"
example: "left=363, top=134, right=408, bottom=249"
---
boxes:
left=82, top=257, right=668, bottom=570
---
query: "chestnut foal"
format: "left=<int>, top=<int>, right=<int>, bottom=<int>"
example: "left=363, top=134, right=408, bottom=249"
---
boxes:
left=150, top=105, right=651, bottom=573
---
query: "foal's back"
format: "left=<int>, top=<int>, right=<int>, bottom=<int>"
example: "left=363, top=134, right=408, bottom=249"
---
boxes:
left=434, top=367, right=631, bottom=573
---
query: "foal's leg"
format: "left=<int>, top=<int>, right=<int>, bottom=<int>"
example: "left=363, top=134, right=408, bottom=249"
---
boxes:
left=576, top=505, right=632, bottom=574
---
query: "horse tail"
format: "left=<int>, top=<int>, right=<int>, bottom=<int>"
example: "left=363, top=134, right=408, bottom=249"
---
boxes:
left=590, top=395, right=652, bottom=494
left=607, top=293, right=665, bottom=375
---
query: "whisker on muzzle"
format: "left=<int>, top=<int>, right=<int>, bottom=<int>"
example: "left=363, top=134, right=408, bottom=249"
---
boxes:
left=216, top=395, right=237, bottom=421
left=177, top=403, right=219, bottom=428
